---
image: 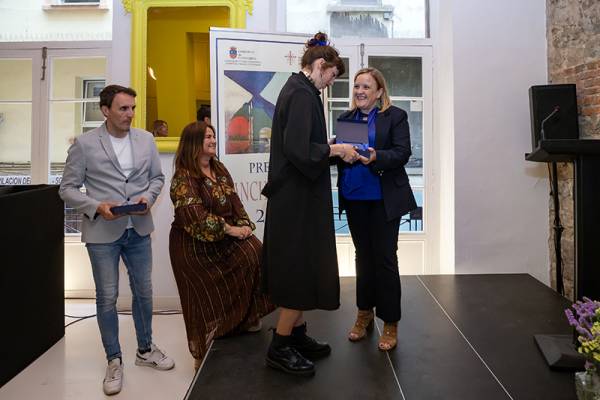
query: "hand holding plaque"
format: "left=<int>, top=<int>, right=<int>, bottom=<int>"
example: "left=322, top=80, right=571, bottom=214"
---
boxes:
left=334, top=119, right=370, bottom=158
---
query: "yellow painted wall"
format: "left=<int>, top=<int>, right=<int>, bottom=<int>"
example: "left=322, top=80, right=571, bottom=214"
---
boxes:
left=192, top=33, right=210, bottom=104
left=147, top=6, right=229, bottom=137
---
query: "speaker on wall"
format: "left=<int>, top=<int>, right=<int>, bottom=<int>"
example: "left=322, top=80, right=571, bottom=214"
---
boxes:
left=529, top=84, right=579, bottom=151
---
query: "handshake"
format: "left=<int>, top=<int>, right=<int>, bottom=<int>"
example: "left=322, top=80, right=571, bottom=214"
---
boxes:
left=329, top=143, right=376, bottom=165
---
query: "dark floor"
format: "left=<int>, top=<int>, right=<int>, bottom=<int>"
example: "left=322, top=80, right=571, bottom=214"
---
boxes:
left=187, top=274, right=576, bottom=400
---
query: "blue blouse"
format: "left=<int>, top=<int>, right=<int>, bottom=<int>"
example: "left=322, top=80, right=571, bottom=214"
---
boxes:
left=340, top=108, right=382, bottom=201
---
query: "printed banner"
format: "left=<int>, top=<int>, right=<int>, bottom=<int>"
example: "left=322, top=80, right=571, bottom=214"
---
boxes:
left=0, top=175, right=62, bottom=185
left=210, top=30, right=307, bottom=240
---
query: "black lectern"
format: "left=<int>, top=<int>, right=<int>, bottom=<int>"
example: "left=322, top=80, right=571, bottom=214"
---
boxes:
left=526, top=139, right=600, bottom=370
left=0, top=185, right=64, bottom=387
left=526, top=139, right=600, bottom=301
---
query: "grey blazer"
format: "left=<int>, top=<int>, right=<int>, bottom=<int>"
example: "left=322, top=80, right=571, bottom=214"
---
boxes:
left=59, top=123, right=165, bottom=243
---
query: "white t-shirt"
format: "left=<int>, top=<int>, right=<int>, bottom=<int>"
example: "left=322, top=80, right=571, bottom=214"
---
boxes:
left=109, top=133, right=134, bottom=177
left=109, top=133, right=134, bottom=227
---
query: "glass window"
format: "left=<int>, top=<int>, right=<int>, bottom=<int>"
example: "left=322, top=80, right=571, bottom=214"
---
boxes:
left=49, top=56, right=106, bottom=184
left=392, top=100, right=422, bottom=177
left=369, top=55, right=423, bottom=180
left=369, top=56, right=422, bottom=97
left=0, top=58, right=32, bottom=185
left=399, top=188, right=423, bottom=232
left=332, top=188, right=423, bottom=234
left=327, top=51, right=426, bottom=234
left=286, top=0, right=429, bottom=39
left=326, top=57, right=350, bottom=138
left=49, top=56, right=106, bottom=235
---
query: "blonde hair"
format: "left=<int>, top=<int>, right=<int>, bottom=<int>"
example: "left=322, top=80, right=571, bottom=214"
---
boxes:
left=350, top=68, right=391, bottom=113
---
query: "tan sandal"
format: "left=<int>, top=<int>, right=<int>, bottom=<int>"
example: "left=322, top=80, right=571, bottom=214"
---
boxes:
left=348, top=310, right=374, bottom=342
left=378, top=322, right=398, bottom=351
left=194, top=357, right=202, bottom=371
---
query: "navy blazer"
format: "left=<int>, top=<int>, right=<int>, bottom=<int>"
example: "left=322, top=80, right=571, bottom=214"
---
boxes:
left=337, top=105, right=417, bottom=221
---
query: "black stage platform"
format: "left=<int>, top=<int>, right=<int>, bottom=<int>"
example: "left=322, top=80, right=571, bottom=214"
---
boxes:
left=186, top=275, right=576, bottom=400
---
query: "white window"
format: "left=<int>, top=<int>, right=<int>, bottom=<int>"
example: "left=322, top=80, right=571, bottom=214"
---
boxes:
left=0, top=44, right=110, bottom=237
left=81, top=79, right=105, bottom=132
left=286, top=0, right=429, bottom=39
left=43, top=0, right=109, bottom=10
left=323, top=41, right=434, bottom=275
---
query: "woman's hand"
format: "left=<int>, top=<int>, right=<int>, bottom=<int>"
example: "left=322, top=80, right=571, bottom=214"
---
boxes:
left=358, top=147, right=376, bottom=165
left=225, top=224, right=253, bottom=240
left=330, top=143, right=360, bottom=164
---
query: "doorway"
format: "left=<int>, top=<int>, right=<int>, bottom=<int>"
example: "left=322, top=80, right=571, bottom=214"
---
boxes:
left=326, top=41, right=435, bottom=275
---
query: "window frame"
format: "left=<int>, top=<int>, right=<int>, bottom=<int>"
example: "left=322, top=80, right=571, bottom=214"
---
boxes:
left=0, top=42, right=111, bottom=241
left=81, top=77, right=106, bottom=131
left=43, top=0, right=109, bottom=10
left=0, top=49, right=41, bottom=185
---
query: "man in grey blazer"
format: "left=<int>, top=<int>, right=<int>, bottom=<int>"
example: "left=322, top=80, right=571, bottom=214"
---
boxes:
left=59, top=85, right=174, bottom=395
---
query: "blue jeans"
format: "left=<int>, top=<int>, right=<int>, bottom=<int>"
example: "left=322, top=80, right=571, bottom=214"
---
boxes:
left=86, top=228, right=153, bottom=361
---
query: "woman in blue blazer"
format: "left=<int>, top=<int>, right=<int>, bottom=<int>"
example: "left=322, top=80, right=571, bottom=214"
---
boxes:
left=337, top=68, right=417, bottom=351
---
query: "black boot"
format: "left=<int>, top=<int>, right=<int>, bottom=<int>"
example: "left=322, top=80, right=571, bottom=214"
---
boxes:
left=290, top=322, right=331, bottom=360
left=266, top=331, right=315, bottom=376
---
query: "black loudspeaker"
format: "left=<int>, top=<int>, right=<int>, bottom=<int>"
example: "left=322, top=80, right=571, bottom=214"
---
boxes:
left=529, top=84, right=579, bottom=150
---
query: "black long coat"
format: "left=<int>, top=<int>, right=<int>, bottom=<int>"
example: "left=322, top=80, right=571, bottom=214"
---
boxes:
left=261, top=72, right=340, bottom=311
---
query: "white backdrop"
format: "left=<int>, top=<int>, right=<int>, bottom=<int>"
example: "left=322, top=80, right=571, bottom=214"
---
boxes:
left=210, top=29, right=307, bottom=240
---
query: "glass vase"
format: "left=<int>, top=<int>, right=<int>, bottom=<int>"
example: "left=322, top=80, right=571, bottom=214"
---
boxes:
left=576, top=371, right=600, bottom=400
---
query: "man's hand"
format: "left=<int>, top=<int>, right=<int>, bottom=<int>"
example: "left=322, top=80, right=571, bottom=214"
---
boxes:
left=130, top=197, right=150, bottom=215
left=96, top=202, right=121, bottom=221
left=358, top=147, right=377, bottom=165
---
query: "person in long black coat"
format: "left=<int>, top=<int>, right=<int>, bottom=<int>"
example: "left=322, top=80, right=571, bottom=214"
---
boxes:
left=261, top=32, right=358, bottom=377
left=337, top=68, right=417, bottom=352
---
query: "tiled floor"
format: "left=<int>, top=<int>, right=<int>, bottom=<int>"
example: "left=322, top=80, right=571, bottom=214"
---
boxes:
left=0, top=300, right=196, bottom=400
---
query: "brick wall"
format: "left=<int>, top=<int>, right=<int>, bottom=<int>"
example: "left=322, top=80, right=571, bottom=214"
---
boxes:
left=551, top=60, right=600, bottom=137
left=547, top=0, right=600, bottom=300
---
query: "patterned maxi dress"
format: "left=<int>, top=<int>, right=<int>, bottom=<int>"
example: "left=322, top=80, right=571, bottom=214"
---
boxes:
left=169, top=165, right=275, bottom=361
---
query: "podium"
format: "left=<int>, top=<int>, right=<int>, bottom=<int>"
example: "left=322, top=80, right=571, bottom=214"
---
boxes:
left=526, top=138, right=600, bottom=300
left=0, top=185, right=64, bottom=387
left=526, top=139, right=600, bottom=370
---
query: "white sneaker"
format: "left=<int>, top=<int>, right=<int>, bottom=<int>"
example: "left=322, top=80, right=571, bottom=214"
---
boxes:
left=135, top=343, right=175, bottom=370
left=103, top=358, right=123, bottom=396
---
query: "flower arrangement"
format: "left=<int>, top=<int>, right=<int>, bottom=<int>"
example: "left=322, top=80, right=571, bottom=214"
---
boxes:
left=566, top=297, right=600, bottom=371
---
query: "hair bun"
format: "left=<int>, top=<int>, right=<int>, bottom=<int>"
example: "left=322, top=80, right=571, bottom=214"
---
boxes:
left=306, top=32, right=329, bottom=48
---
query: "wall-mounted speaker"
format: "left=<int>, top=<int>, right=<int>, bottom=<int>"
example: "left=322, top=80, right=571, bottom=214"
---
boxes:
left=529, top=84, right=579, bottom=150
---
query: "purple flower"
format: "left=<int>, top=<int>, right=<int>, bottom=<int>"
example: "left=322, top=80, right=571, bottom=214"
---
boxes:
left=576, top=325, right=593, bottom=340
left=580, top=315, right=593, bottom=329
left=566, top=309, right=578, bottom=326
left=565, top=299, right=600, bottom=343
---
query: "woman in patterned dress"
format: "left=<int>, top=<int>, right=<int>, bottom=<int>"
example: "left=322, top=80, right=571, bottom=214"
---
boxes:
left=169, top=121, right=275, bottom=369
